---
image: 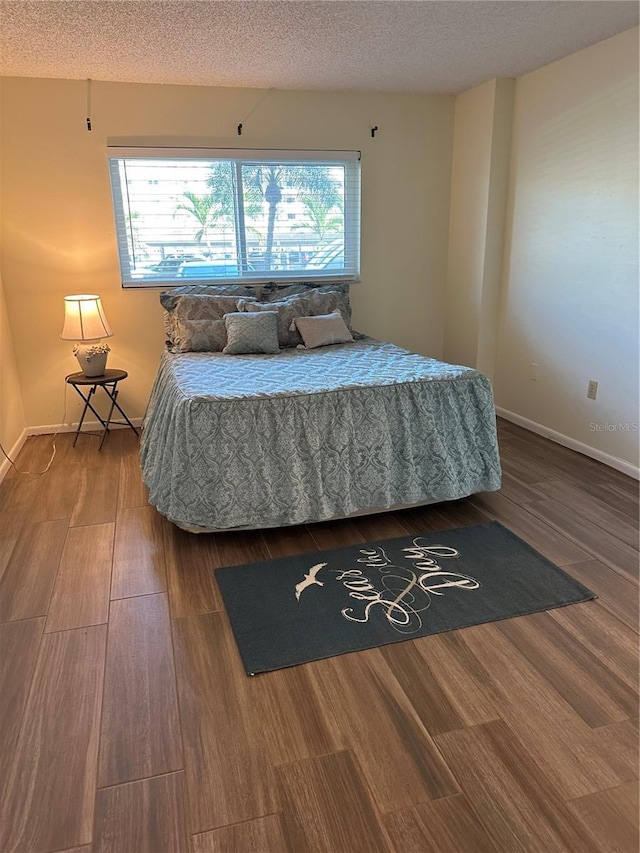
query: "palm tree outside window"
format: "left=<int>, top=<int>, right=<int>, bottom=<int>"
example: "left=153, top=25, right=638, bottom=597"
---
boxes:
left=107, top=148, right=360, bottom=287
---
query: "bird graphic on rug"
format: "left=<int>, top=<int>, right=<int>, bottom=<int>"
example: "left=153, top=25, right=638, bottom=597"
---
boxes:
left=295, top=562, right=327, bottom=601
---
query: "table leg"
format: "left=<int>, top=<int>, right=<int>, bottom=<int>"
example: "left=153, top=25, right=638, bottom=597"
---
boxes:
left=70, top=384, right=106, bottom=447
left=67, top=376, right=137, bottom=451
left=98, top=382, right=119, bottom=451
left=108, top=397, right=139, bottom=436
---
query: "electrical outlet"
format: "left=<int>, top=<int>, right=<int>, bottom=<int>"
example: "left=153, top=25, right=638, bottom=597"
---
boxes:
left=587, top=379, right=598, bottom=400
left=530, top=362, right=539, bottom=381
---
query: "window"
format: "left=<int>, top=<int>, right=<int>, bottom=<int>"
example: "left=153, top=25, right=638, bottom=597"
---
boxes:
left=107, top=147, right=360, bottom=287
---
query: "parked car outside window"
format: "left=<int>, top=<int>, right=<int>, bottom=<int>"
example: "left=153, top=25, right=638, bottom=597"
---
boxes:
left=176, top=260, right=254, bottom=279
left=130, top=254, right=205, bottom=279
left=150, top=254, right=205, bottom=273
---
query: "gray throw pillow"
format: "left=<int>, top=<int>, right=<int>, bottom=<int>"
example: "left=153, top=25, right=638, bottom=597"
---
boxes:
left=262, top=281, right=350, bottom=301
left=162, top=292, right=259, bottom=351
left=159, top=283, right=260, bottom=310
left=173, top=318, right=228, bottom=352
left=223, top=311, right=280, bottom=355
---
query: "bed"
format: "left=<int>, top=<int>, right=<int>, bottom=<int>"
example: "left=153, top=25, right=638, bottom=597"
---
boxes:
left=140, top=290, right=501, bottom=531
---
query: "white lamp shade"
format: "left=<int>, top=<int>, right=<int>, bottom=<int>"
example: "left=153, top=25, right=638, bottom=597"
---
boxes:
left=61, top=294, right=113, bottom=341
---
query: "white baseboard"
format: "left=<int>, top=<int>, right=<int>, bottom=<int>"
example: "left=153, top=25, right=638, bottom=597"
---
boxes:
left=27, top=418, right=143, bottom=436
left=0, top=420, right=143, bottom=483
left=496, top=407, right=640, bottom=480
left=0, top=428, right=28, bottom=484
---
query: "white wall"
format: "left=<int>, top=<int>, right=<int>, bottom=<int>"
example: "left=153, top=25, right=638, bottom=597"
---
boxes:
left=476, top=78, right=514, bottom=380
left=0, top=78, right=454, bottom=427
left=443, top=77, right=513, bottom=378
left=494, top=28, right=639, bottom=469
left=444, top=80, right=494, bottom=368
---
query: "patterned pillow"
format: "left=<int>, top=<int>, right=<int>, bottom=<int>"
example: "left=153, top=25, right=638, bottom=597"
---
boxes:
left=292, top=312, right=354, bottom=349
left=165, top=294, right=259, bottom=352
left=172, top=318, right=226, bottom=352
left=223, top=312, right=280, bottom=355
left=261, top=281, right=351, bottom=301
left=237, top=290, right=352, bottom=348
left=159, top=283, right=260, bottom=310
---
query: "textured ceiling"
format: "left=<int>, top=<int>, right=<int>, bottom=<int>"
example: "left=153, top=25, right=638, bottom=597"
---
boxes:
left=0, top=1, right=638, bottom=95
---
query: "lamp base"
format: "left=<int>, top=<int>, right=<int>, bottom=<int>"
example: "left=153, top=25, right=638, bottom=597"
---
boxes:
left=74, top=342, right=110, bottom=377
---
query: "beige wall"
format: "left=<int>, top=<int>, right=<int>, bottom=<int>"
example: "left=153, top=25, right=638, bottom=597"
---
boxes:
left=444, top=80, right=494, bottom=368
left=0, top=78, right=454, bottom=427
left=2, top=29, right=638, bottom=471
left=494, top=28, right=639, bottom=468
left=0, top=76, right=27, bottom=470
left=476, top=78, right=514, bottom=380
left=0, top=271, right=26, bottom=469
left=443, top=77, right=513, bottom=378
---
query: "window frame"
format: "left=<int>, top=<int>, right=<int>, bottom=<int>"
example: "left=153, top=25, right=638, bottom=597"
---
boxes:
left=106, top=146, right=361, bottom=288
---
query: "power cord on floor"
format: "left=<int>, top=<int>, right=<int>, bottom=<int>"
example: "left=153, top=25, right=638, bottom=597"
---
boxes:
left=0, top=381, right=69, bottom=475
left=0, top=439, right=57, bottom=474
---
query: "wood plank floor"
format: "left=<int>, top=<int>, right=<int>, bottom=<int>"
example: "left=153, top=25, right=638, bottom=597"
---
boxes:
left=0, top=422, right=637, bottom=852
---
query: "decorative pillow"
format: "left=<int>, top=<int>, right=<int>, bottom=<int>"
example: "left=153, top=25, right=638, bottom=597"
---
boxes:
left=164, top=294, right=258, bottom=352
left=237, top=289, right=352, bottom=348
left=160, top=283, right=354, bottom=350
left=262, top=281, right=351, bottom=301
left=159, top=283, right=260, bottom=311
left=292, top=312, right=354, bottom=349
left=173, top=318, right=228, bottom=353
left=235, top=300, right=302, bottom=347
left=223, top=311, right=280, bottom=355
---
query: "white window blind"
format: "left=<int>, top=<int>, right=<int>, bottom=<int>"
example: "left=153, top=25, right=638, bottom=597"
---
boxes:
left=106, top=147, right=361, bottom=287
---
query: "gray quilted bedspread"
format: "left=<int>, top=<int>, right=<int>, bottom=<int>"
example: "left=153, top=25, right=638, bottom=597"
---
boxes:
left=140, top=338, right=502, bottom=530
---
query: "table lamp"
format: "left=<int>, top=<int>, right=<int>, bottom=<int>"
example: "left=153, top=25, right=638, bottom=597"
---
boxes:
left=61, top=294, right=113, bottom=377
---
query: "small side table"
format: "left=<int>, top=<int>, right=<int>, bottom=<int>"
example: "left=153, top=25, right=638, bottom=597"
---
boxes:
left=66, top=369, right=138, bottom=451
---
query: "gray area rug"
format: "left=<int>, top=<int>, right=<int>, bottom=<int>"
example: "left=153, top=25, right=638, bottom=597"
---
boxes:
left=215, top=521, right=596, bottom=675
